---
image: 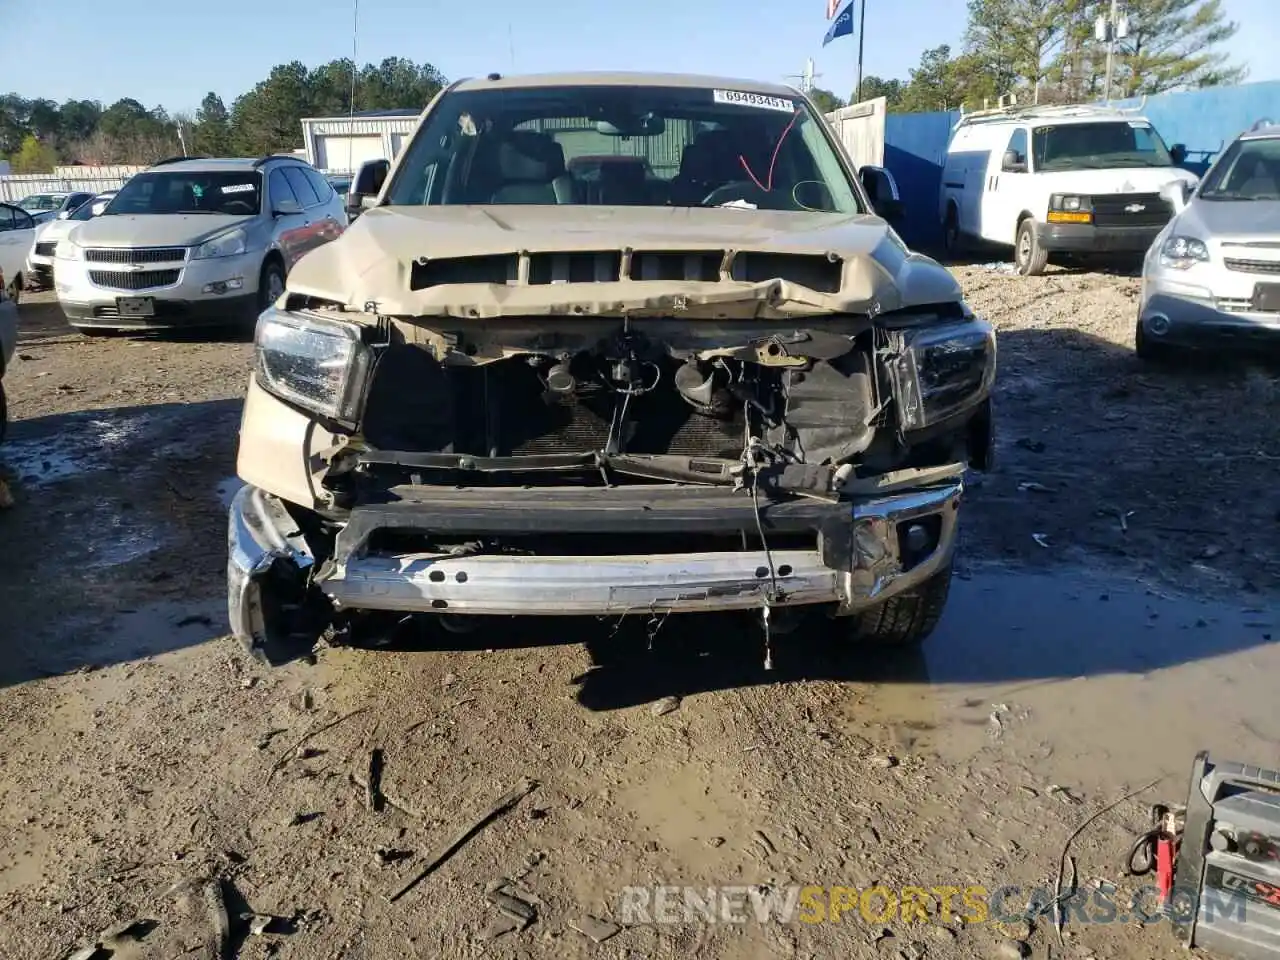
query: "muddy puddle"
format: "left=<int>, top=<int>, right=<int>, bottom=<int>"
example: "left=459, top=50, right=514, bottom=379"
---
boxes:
left=1, top=411, right=167, bottom=485
left=841, top=566, right=1278, bottom=791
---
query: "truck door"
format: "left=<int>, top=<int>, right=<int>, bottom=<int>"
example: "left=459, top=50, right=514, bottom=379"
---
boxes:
left=984, top=127, right=1031, bottom=245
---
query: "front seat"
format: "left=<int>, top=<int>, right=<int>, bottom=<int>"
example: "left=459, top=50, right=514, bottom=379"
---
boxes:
left=669, top=130, right=751, bottom=205
left=490, top=132, right=576, bottom=204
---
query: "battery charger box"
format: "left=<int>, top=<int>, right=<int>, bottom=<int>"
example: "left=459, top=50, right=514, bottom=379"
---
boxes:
left=1171, top=751, right=1280, bottom=960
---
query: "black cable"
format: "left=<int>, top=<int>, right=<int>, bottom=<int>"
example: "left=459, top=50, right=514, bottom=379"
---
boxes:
left=1126, top=828, right=1161, bottom=876
left=1125, top=804, right=1171, bottom=876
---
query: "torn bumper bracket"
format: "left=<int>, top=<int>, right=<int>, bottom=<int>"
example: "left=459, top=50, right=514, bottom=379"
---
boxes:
left=227, top=484, right=317, bottom=658
left=279, top=481, right=963, bottom=619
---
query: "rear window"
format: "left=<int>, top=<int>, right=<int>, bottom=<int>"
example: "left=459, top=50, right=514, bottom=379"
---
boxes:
left=16, top=194, right=61, bottom=211
left=106, top=171, right=263, bottom=215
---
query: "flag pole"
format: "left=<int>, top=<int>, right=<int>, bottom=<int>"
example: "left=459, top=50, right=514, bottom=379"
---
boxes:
left=855, top=0, right=867, bottom=103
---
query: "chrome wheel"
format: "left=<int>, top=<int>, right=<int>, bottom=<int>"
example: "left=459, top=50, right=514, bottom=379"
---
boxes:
left=266, top=269, right=285, bottom=303
left=258, top=261, right=286, bottom=312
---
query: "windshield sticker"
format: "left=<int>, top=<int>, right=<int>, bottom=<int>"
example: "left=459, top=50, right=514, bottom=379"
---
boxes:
left=712, top=90, right=796, bottom=113
left=1127, top=120, right=1150, bottom=128
left=221, top=183, right=256, bottom=194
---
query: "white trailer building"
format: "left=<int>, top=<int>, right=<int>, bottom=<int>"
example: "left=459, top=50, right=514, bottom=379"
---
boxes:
left=299, top=108, right=421, bottom=174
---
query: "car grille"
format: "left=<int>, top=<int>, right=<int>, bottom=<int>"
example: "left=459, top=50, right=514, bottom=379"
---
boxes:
left=84, top=247, right=187, bottom=264
left=89, top=269, right=181, bottom=290
left=33, top=241, right=57, bottom=257
left=1224, top=257, right=1280, bottom=275
left=1091, top=193, right=1171, bottom=228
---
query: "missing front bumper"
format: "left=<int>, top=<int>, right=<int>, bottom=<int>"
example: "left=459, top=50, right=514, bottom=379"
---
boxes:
left=226, top=481, right=963, bottom=651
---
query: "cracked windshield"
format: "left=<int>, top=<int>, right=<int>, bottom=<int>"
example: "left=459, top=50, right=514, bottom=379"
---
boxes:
left=0, top=0, right=1277, bottom=957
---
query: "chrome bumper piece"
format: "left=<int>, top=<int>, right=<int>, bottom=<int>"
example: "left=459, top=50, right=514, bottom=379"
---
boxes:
left=227, top=480, right=962, bottom=644
left=227, top=484, right=314, bottom=650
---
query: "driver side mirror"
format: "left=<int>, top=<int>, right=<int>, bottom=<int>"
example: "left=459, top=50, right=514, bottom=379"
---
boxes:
left=1002, top=150, right=1027, bottom=173
left=1169, top=143, right=1188, bottom=166
left=348, top=158, right=390, bottom=221
left=859, top=165, right=904, bottom=223
left=56, top=210, right=70, bottom=220
left=273, top=198, right=303, bottom=217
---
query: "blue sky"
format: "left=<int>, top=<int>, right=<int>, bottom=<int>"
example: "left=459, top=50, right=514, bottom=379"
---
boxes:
left=3, top=0, right=1275, bottom=115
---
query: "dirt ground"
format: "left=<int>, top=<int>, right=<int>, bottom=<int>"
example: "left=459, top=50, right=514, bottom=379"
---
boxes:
left=0, top=270, right=1277, bottom=960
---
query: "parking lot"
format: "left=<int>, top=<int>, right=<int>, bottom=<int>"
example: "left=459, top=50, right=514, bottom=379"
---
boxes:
left=1, top=267, right=1278, bottom=959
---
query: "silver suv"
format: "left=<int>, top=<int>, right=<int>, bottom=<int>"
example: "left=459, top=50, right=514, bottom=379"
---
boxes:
left=1138, top=121, right=1280, bottom=359
left=53, top=155, right=346, bottom=333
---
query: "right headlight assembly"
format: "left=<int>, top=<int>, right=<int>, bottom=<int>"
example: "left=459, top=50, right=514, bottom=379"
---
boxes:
left=255, top=307, right=373, bottom=422
left=889, top=316, right=997, bottom=432
left=1158, top=235, right=1209, bottom=270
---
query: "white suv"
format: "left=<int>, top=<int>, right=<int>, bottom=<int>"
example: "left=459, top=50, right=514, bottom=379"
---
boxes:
left=54, top=155, right=346, bottom=333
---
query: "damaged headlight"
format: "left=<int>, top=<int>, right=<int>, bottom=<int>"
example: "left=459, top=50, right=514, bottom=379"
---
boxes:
left=255, top=307, right=373, bottom=421
left=889, top=317, right=997, bottom=431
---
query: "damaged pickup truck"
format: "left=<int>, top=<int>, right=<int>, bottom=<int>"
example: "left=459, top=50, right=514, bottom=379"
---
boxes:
left=227, top=71, right=996, bottom=665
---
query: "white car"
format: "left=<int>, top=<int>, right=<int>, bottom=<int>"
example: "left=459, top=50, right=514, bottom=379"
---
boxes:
left=0, top=202, right=39, bottom=303
left=25, top=191, right=116, bottom=291
left=939, top=103, right=1198, bottom=275
left=16, top=191, right=95, bottom=219
left=0, top=285, right=15, bottom=441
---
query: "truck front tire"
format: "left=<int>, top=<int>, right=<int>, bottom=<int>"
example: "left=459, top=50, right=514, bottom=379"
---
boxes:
left=1015, top=220, right=1049, bottom=276
left=843, top=562, right=953, bottom=648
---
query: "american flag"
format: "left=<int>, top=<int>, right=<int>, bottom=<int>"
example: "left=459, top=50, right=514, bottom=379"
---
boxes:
left=827, top=0, right=840, bottom=17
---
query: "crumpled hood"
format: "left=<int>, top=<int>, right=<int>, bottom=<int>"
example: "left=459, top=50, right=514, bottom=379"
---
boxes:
left=68, top=213, right=253, bottom=249
left=1176, top=197, right=1280, bottom=242
left=286, top=205, right=962, bottom=319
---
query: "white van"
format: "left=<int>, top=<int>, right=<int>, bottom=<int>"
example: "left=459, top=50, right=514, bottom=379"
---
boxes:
left=938, top=104, right=1199, bottom=275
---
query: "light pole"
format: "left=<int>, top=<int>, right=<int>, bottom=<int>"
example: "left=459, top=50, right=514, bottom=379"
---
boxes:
left=348, top=0, right=359, bottom=173
left=855, top=0, right=867, bottom=103
left=1097, top=0, right=1129, bottom=103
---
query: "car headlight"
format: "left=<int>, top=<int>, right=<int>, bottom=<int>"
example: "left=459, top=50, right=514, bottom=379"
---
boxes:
left=255, top=307, right=373, bottom=421
left=890, top=317, right=997, bottom=431
left=1159, top=235, right=1209, bottom=270
left=193, top=227, right=248, bottom=260
left=1047, top=194, right=1091, bottom=223
left=55, top=240, right=83, bottom=261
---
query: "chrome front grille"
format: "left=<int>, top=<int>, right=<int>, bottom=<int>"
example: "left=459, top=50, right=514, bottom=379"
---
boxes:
left=85, top=247, right=187, bottom=264
left=1224, top=257, right=1280, bottom=275
left=89, top=269, right=181, bottom=290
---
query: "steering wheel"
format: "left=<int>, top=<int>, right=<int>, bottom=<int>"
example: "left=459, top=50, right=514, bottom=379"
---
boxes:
left=702, top=180, right=765, bottom=207
left=223, top=199, right=255, bottom=215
